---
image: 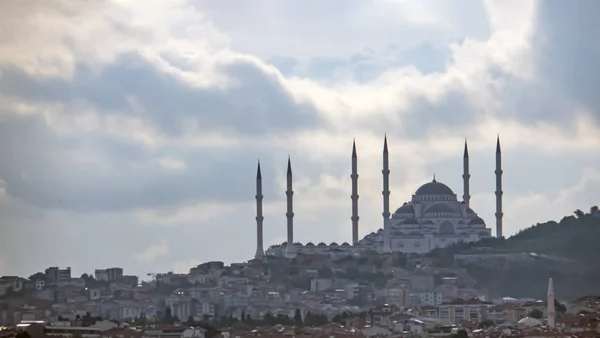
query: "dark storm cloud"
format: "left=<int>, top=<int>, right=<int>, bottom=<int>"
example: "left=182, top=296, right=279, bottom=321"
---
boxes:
left=0, top=52, right=323, bottom=136
left=487, top=66, right=577, bottom=124
left=532, top=0, right=600, bottom=121
left=0, top=114, right=288, bottom=212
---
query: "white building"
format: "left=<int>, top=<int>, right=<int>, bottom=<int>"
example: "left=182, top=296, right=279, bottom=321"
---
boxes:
left=264, top=137, right=501, bottom=257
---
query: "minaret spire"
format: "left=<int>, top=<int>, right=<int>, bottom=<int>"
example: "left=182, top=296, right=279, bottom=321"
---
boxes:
left=285, top=156, right=296, bottom=258
left=495, top=135, right=503, bottom=238
left=351, top=139, right=359, bottom=245
left=382, top=135, right=392, bottom=252
left=254, top=161, right=264, bottom=258
left=547, top=277, right=556, bottom=329
left=463, top=139, right=471, bottom=208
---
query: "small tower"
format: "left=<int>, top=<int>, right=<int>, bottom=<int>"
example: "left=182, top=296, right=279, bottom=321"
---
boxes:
left=495, top=136, right=504, bottom=238
left=463, top=139, right=471, bottom=208
left=382, top=135, right=392, bottom=252
left=351, top=140, right=359, bottom=245
left=285, top=157, right=296, bottom=258
left=547, top=277, right=556, bottom=329
left=254, top=161, right=264, bottom=258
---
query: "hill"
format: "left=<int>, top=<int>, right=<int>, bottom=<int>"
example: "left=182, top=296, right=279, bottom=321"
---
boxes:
left=427, top=206, right=600, bottom=299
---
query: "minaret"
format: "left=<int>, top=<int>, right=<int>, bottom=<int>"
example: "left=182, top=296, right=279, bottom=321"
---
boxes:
left=254, top=161, right=264, bottom=258
left=351, top=140, right=359, bottom=245
left=495, top=136, right=504, bottom=238
left=547, top=277, right=556, bottom=329
left=382, top=136, right=392, bottom=252
left=463, top=139, right=471, bottom=208
left=285, top=157, right=296, bottom=258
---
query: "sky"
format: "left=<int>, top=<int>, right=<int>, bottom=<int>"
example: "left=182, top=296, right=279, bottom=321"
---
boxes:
left=1, top=0, right=599, bottom=278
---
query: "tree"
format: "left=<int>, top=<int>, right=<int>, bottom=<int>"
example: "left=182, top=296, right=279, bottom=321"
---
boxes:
left=574, top=209, right=585, bottom=218
left=263, top=312, right=276, bottom=326
left=15, top=331, right=32, bottom=338
left=82, top=312, right=94, bottom=326
left=528, top=308, right=543, bottom=319
left=304, top=312, right=328, bottom=327
left=293, top=309, right=303, bottom=327
left=554, top=299, right=567, bottom=313
left=163, top=307, right=175, bottom=325
left=241, top=309, right=245, bottom=322
left=591, top=206, right=599, bottom=214
left=186, top=315, right=195, bottom=326
left=478, top=319, right=495, bottom=328
left=453, top=329, right=468, bottom=338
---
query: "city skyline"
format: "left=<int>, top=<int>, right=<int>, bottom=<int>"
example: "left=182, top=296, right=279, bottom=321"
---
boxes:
left=1, top=0, right=600, bottom=277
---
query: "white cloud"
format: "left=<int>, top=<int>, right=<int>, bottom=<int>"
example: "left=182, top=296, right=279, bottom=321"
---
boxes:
left=472, top=167, right=600, bottom=236
left=157, top=156, right=187, bottom=172
left=173, top=259, right=203, bottom=274
left=135, top=240, right=170, bottom=263
left=0, top=0, right=598, bottom=276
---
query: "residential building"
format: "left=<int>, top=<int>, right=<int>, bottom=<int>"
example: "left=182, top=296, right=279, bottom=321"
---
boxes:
left=44, top=267, right=71, bottom=284
left=94, top=267, right=124, bottom=282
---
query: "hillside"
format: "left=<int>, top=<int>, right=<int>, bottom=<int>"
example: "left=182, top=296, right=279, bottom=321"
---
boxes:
left=427, top=206, right=600, bottom=299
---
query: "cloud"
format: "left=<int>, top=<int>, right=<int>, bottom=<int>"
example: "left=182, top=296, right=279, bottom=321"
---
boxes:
left=531, top=0, right=600, bottom=121
left=0, top=114, right=290, bottom=212
left=135, top=240, right=170, bottom=263
left=173, top=259, right=203, bottom=274
left=0, top=53, right=323, bottom=136
left=0, top=0, right=598, bottom=277
left=157, top=156, right=187, bottom=172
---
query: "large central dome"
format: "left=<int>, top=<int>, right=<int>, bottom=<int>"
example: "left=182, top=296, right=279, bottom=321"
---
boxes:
left=415, top=179, right=455, bottom=195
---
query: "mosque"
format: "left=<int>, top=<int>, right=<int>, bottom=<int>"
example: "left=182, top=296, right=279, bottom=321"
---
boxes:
left=254, top=136, right=503, bottom=259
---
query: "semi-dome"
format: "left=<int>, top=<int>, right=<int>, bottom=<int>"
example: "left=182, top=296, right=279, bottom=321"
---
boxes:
left=439, top=221, right=455, bottom=234
left=403, top=218, right=419, bottom=224
left=415, top=179, right=455, bottom=196
left=467, top=207, right=476, bottom=214
left=425, top=203, right=458, bottom=214
left=421, top=220, right=434, bottom=225
left=394, top=203, right=414, bottom=214
left=470, top=216, right=486, bottom=225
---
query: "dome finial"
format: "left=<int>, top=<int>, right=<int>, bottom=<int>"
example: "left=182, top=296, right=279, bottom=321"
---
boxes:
left=433, top=173, right=436, bottom=182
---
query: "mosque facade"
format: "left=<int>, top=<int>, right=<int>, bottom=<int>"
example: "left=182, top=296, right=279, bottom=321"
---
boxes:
left=256, top=137, right=503, bottom=259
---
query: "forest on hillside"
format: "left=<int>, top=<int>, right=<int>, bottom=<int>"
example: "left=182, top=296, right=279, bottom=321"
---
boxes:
left=427, top=206, right=600, bottom=299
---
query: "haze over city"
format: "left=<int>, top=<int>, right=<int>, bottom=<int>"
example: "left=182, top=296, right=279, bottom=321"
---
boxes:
left=1, top=0, right=600, bottom=278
